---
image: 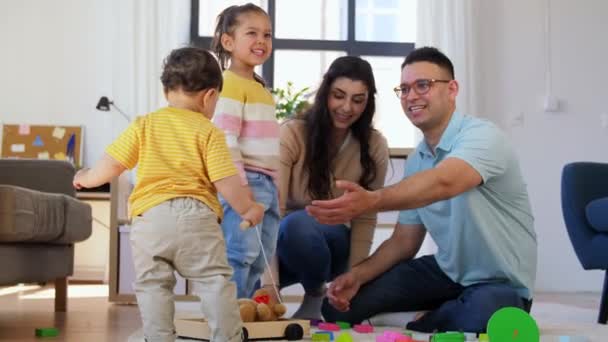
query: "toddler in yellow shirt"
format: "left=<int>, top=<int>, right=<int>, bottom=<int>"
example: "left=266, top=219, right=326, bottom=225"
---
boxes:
left=74, top=47, right=261, bottom=342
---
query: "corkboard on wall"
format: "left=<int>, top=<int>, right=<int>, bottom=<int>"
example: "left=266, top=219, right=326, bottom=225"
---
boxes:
left=0, top=124, right=83, bottom=167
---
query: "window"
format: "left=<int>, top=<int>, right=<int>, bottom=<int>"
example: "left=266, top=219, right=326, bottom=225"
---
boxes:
left=191, top=0, right=417, bottom=148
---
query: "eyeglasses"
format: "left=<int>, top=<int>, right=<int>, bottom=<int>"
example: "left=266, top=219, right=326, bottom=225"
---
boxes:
left=393, top=79, right=451, bottom=98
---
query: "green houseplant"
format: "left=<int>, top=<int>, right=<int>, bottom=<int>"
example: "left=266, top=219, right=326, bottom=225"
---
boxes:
left=271, top=82, right=311, bottom=120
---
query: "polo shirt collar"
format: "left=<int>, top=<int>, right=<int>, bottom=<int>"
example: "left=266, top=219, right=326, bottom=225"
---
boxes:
left=418, top=112, right=464, bottom=158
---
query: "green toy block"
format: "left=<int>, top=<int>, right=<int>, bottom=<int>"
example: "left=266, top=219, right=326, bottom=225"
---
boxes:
left=478, top=333, right=489, bottom=341
left=35, top=327, right=59, bottom=338
left=431, top=331, right=465, bottom=342
left=336, top=332, right=353, bottom=342
left=336, top=321, right=351, bottom=329
left=312, top=332, right=332, bottom=341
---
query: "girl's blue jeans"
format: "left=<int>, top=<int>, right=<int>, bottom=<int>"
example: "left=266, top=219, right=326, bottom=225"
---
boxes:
left=220, top=171, right=280, bottom=298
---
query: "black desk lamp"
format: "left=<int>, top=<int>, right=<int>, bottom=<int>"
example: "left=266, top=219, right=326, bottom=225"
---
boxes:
left=96, top=96, right=131, bottom=123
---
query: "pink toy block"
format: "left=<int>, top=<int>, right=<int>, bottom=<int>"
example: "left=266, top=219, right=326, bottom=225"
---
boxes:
left=376, top=336, right=393, bottom=342
left=353, top=324, right=374, bottom=333
left=382, top=330, right=405, bottom=340
left=318, top=322, right=341, bottom=331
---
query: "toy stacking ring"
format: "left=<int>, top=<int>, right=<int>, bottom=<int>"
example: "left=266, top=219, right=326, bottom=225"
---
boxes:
left=487, top=307, right=540, bottom=342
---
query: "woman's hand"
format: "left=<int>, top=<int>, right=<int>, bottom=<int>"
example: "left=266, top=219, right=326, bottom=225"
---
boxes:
left=306, top=180, right=380, bottom=225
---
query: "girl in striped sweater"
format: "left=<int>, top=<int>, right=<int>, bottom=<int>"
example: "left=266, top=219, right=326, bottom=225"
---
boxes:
left=211, top=3, right=280, bottom=299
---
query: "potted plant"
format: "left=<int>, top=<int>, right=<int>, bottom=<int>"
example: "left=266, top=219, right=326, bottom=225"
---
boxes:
left=271, top=82, right=311, bottom=121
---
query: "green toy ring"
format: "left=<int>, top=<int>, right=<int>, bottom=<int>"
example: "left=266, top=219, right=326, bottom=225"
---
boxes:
left=487, top=307, right=539, bottom=342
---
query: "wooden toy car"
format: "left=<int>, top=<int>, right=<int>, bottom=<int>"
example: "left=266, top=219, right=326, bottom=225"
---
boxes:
left=175, top=318, right=310, bottom=341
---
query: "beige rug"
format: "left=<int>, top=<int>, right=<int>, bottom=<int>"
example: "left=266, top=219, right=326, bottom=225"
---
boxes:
left=127, top=302, right=608, bottom=341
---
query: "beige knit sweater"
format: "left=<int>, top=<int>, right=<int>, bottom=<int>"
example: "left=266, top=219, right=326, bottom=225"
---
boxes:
left=282, top=119, right=389, bottom=264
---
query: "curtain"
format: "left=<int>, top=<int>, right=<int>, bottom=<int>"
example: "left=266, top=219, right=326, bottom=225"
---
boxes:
left=108, top=0, right=190, bottom=184
left=416, top=0, right=480, bottom=117
left=414, top=0, right=480, bottom=256
left=111, top=0, right=191, bottom=125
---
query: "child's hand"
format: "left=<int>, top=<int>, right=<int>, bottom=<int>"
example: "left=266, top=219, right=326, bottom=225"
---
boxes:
left=73, top=168, right=89, bottom=189
left=241, top=202, right=265, bottom=227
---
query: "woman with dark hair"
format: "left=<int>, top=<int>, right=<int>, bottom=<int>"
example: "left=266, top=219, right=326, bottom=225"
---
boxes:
left=261, top=56, right=389, bottom=320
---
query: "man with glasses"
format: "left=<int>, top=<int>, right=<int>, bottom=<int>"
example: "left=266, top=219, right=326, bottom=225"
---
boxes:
left=307, top=47, right=536, bottom=333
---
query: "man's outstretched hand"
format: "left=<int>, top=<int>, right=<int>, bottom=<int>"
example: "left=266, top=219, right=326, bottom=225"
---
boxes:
left=306, top=180, right=380, bottom=225
left=326, top=271, right=361, bottom=312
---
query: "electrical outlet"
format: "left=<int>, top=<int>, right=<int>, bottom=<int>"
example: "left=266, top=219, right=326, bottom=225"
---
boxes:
left=509, top=112, right=524, bottom=127
left=543, top=95, right=560, bottom=112
left=600, top=113, right=608, bottom=129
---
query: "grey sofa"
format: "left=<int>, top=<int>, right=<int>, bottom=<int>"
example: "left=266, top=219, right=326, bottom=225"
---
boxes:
left=0, top=159, right=92, bottom=311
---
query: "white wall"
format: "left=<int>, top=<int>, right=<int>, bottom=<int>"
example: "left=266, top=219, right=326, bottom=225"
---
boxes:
left=0, top=0, right=117, bottom=167
left=477, top=0, right=608, bottom=291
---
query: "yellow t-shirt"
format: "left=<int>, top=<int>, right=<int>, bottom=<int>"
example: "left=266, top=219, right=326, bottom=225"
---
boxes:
left=106, top=107, right=238, bottom=219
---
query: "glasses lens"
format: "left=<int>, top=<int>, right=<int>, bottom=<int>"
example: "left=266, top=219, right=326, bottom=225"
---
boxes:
left=415, top=80, right=431, bottom=94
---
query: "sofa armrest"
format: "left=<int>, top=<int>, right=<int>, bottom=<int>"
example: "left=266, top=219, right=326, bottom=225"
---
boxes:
left=53, top=195, right=92, bottom=244
left=0, top=185, right=92, bottom=244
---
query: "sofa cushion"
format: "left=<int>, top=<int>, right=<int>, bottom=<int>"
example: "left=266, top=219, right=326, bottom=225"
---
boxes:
left=585, top=197, right=608, bottom=233
left=0, top=185, right=91, bottom=243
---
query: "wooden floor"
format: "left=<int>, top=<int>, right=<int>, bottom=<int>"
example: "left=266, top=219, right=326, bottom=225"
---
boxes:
left=0, top=283, right=604, bottom=341
left=0, top=284, right=140, bottom=341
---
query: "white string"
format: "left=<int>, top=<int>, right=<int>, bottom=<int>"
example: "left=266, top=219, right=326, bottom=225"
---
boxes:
left=253, top=223, right=283, bottom=305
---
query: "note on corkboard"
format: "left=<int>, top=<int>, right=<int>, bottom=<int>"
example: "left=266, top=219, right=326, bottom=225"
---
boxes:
left=1, top=124, right=83, bottom=166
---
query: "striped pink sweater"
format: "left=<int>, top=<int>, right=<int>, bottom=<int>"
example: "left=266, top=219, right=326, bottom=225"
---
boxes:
left=213, top=70, right=279, bottom=184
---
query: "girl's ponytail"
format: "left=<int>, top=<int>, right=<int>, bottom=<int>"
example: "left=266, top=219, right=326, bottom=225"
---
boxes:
left=211, top=6, right=237, bottom=70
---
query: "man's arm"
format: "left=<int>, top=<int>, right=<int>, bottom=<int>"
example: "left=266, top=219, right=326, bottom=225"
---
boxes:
left=307, top=157, right=482, bottom=225
left=351, top=223, right=426, bottom=285
left=376, top=157, right=482, bottom=212
left=73, top=153, right=126, bottom=189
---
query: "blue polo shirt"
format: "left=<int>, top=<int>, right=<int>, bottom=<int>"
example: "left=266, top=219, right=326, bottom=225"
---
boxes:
left=397, top=112, right=537, bottom=299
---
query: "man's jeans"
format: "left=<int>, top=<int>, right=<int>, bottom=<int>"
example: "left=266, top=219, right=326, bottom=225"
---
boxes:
left=277, top=210, right=350, bottom=293
left=322, top=255, right=531, bottom=333
left=220, top=171, right=280, bottom=298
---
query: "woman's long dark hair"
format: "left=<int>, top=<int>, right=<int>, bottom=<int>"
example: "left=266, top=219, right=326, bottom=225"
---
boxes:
left=301, top=56, right=378, bottom=199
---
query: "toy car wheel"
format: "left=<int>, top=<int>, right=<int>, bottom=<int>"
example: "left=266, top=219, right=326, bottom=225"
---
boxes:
left=284, top=323, right=304, bottom=340
left=241, top=327, right=249, bottom=341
